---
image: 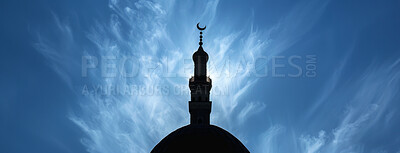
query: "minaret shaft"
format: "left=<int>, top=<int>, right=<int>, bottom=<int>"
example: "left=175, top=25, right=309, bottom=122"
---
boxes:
left=189, top=25, right=212, bottom=125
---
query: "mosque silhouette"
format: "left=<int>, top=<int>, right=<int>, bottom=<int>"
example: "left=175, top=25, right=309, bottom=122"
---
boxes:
left=151, top=23, right=250, bottom=153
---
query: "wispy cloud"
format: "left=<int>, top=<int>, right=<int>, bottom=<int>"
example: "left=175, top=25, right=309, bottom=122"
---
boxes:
left=300, top=130, right=326, bottom=153
left=237, top=101, right=266, bottom=125
left=257, top=125, right=286, bottom=153
left=34, top=13, right=80, bottom=90
left=299, top=59, right=400, bottom=153
left=254, top=58, right=400, bottom=153
left=34, top=0, right=274, bottom=152
left=34, top=0, right=400, bottom=152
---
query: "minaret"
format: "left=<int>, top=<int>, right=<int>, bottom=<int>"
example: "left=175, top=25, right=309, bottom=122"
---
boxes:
left=189, top=23, right=212, bottom=125
left=151, top=23, right=250, bottom=153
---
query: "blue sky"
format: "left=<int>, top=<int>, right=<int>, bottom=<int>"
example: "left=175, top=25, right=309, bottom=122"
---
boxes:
left=1, top=0, right=400, bottom=152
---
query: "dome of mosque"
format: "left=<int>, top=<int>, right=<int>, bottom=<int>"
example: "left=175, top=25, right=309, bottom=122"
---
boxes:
left=151, top=124, right=249, bottom=153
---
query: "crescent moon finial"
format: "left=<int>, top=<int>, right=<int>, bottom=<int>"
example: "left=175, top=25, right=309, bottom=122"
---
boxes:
left=197, top=22, right=206, bottom=31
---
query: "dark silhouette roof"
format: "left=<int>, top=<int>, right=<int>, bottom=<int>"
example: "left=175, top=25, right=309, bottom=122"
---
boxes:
left=151, top=124, right=250, bottom=153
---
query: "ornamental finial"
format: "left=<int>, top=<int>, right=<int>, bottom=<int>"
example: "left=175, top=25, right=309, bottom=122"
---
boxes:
left=197, top=23, right=206, bottom=46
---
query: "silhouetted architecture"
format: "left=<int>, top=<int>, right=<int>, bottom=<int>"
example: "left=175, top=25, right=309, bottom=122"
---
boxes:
left=151, top=23, right=250, bottom=153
